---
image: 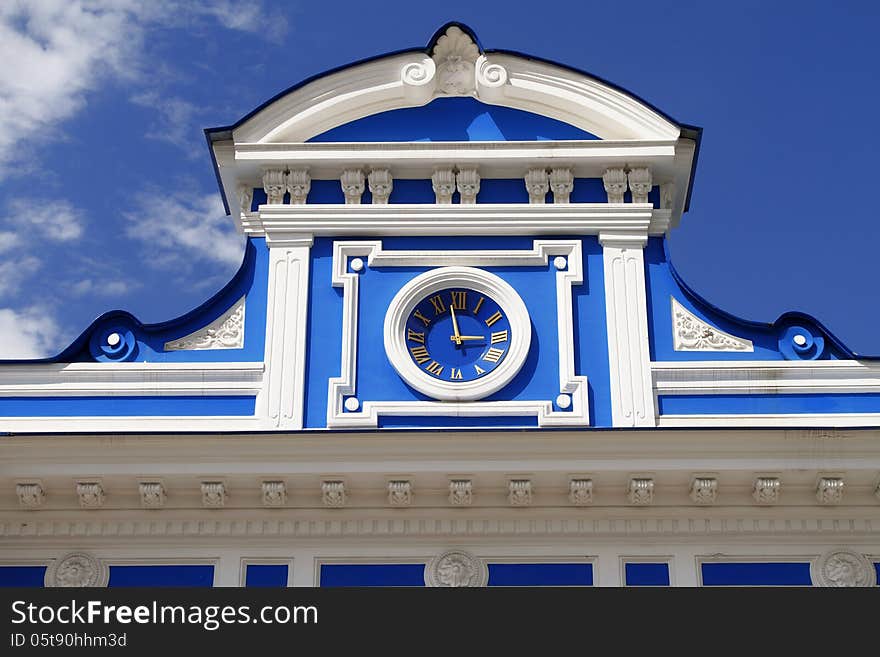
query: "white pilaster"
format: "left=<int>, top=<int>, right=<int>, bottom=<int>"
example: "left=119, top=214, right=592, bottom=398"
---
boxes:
left=290, top=552, right=316, bottom=587
left=599, top=232, right=655, bottom=427
left=261, top=235, right=313, bottom=429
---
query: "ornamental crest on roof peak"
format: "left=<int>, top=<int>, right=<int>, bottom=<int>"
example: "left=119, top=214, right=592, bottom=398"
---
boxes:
left=431, top=25, right=480, bottom=95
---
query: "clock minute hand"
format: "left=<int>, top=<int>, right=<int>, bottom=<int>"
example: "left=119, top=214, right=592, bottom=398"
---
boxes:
left=449, top=304, right=462, bottom=345
left=455, top=335, right=486, bottom=341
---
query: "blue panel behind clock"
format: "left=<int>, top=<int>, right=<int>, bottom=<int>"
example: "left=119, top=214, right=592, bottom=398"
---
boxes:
left=302, top=236, right=612, bottom=429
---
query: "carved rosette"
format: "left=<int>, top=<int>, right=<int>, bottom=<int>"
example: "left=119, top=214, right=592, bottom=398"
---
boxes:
left=672, top=298, right=753, bottom=352
left=17, top=482, right=44, bottom=509
left=448, top=480, right=473, bottom=506
left=164, top=296, right=245, bottom=351
left=812, top=548, right=876, bottom=587
left=262, top=168, right=286, bottom=205
left=549, top=168, right=574, bottom=203
left=387, top=480, right=412, bottom=507
left=322, top=481, right=347, bottom=508
left=368, top=169, right=393, bottom=204
left=45, top=552, right=108, bottom=588
left=569, top=479, right=593, bottom=506
left=139, top=482, right=166, bottom=508
left=431, top=26, right=479, bottom=95
left=627, top=167, right=653, bottom=204
left=456, top=168, right=480, bottom=203
left=424, top=550, right=488, bottom=587
left=340, top=169, right=365, bottom=204
left=508, top=479, right=533, bottom=507
left=262, top=481, right=287, bottom=507
left=603, top=168, right=627, bottom=203
left=432, top=168, right=455, bottom=203
left=524, top=168, right=549, bottom=204
left=287, top=169, right=310, bottom=205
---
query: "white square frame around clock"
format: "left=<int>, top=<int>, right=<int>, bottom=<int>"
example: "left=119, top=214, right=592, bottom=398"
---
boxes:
left=326, top=239, right=589, bottom=428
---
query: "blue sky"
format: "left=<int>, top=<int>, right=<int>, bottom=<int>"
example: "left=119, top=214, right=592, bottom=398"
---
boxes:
left=0, top=1, right=878, bottom=358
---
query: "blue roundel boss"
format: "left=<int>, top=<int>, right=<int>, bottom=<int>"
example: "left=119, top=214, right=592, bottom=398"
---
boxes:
left=778, top=324, right=825, bottom=361
left=88, top=324, right=139, bottom=362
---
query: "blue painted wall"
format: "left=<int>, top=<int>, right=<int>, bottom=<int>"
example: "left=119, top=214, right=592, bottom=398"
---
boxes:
left=107, top=565, right=214, bottom=587
left=624, top=562, right=670, bottom=586
left=308, top=97, right=601, bottom=143
left=320, top=562, right=592, bottom=586
left=0, top=395, right=255, bottom=417
left=0, top=566, right=46, bottom=587
left=303, top=235, right=610, bottom=429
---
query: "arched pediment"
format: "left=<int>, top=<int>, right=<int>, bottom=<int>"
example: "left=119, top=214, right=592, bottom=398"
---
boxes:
left=226, top=24, right=683, bottom=144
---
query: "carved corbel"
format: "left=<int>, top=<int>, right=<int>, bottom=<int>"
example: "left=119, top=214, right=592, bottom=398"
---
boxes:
left=340, top=169, right=365, bottom=204
left=549, top=168, right=574, bottom=203
left=368, top=169, right=393, bottom=204
left=524, top=168, right=549, bottom=203
left=603, top=168, right=627, bottom=203
left=456, top=168, right=480, bottom=204
left=432, top=168, right=456, bottom=204
left=287, top=169, right=310, bottom=205
left=627, top=167, right=652, bottom=204
left=262, top=168, right=287, bottom=205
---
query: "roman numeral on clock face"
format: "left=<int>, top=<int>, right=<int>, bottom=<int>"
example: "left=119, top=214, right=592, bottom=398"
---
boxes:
left=473, top=297, right=485, bottom=315
left=483, top=347, right=505, bottom=363
left=425, top=361, right=444, bottom=376
left=485, top=311, right=503, bottom=327
left=450, top=290, right=467, bottom=310
left=491, top=330, right=508, bottom=344
left=429, top=295, right=446, bottom=315
left=407, top=328, right=425, bottom=344
left=409, top=345, right=430, bottom=364
left=450, top=368, right=463, bottom=380
left=412, top=310, right=431, bottom=327
left=474, top=365, right=486, bottom=375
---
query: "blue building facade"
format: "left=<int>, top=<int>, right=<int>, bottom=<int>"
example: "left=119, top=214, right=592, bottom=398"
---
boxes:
left=1, top=24, right=878, bottom=588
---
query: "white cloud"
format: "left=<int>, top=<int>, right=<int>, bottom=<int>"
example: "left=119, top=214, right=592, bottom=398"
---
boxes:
left=124, top=190, right=245, bottom=269
left=0, top=305, right=61, bottom=359
left=0, top=230, right=20, bottom=253
left=68, top=278, right=132, bottom=298
left=129, top=91, right=201, bottom=154
left=6, top=198, right=85, bottom=241
left=0, top=1, right=288, bottom=177
left=0, top=255, right=41, bottom=298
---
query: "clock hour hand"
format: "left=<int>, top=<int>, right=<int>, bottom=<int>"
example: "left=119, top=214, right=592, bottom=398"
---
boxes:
left=449, top=304, right=462, bottom=345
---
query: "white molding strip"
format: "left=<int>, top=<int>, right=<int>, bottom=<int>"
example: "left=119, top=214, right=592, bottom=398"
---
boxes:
left=250, top=204, right=670, bottom=238
left=1, top=515, right=877, bottom=540
left=652, top=360, right=880, bottom=396
left=600, top=233, right=655, bottom=427
left=326, top=239, right=588, bottom=428
left=0, top=362, right=264, bottom=397
left=657, top=413, right=880, bottom=428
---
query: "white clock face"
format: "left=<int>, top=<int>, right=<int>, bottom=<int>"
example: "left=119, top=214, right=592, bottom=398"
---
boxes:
left=384, top=267, right=531, bottom=401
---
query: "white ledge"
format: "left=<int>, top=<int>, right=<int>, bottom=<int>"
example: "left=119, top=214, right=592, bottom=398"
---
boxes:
left=251, top=203, right=669, bottom=237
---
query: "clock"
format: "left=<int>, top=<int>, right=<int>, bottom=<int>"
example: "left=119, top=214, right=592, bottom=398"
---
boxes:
left=384, top=266, right=531, bottom=401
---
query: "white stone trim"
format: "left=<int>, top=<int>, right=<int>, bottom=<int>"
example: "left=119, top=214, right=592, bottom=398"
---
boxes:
left=233, top=49, right=679, bottom=144
left=653, top=359, right=880, bottom=396
left=261, top=237, right=312, bottom=429
left=600, top=233, right=655, bottom=427
left=326, top=240, right=588, bottom=427
left=383, top=267, right=531, bottom=401
left=671, top=298, right=752, bottom=352
left=164, top=296, right=245, bottom=351
left=253, top=203, right=669, bottom=238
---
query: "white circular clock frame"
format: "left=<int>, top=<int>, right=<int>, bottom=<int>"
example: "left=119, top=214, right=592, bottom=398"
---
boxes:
left=383, top=266, right=532, bottom=401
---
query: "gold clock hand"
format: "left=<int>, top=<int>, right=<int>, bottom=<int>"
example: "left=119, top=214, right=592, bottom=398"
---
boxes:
left=449, top=304, right=462, bottom=345
left=450, top=335, right=486, bottom=341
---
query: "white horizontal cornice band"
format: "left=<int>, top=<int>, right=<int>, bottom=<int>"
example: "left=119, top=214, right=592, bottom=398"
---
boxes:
left=250, top=204, right=667, bottom=238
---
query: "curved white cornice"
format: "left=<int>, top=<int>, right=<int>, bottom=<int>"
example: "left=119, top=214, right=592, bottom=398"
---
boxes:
left=232, top=46, right=681, bottom=144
